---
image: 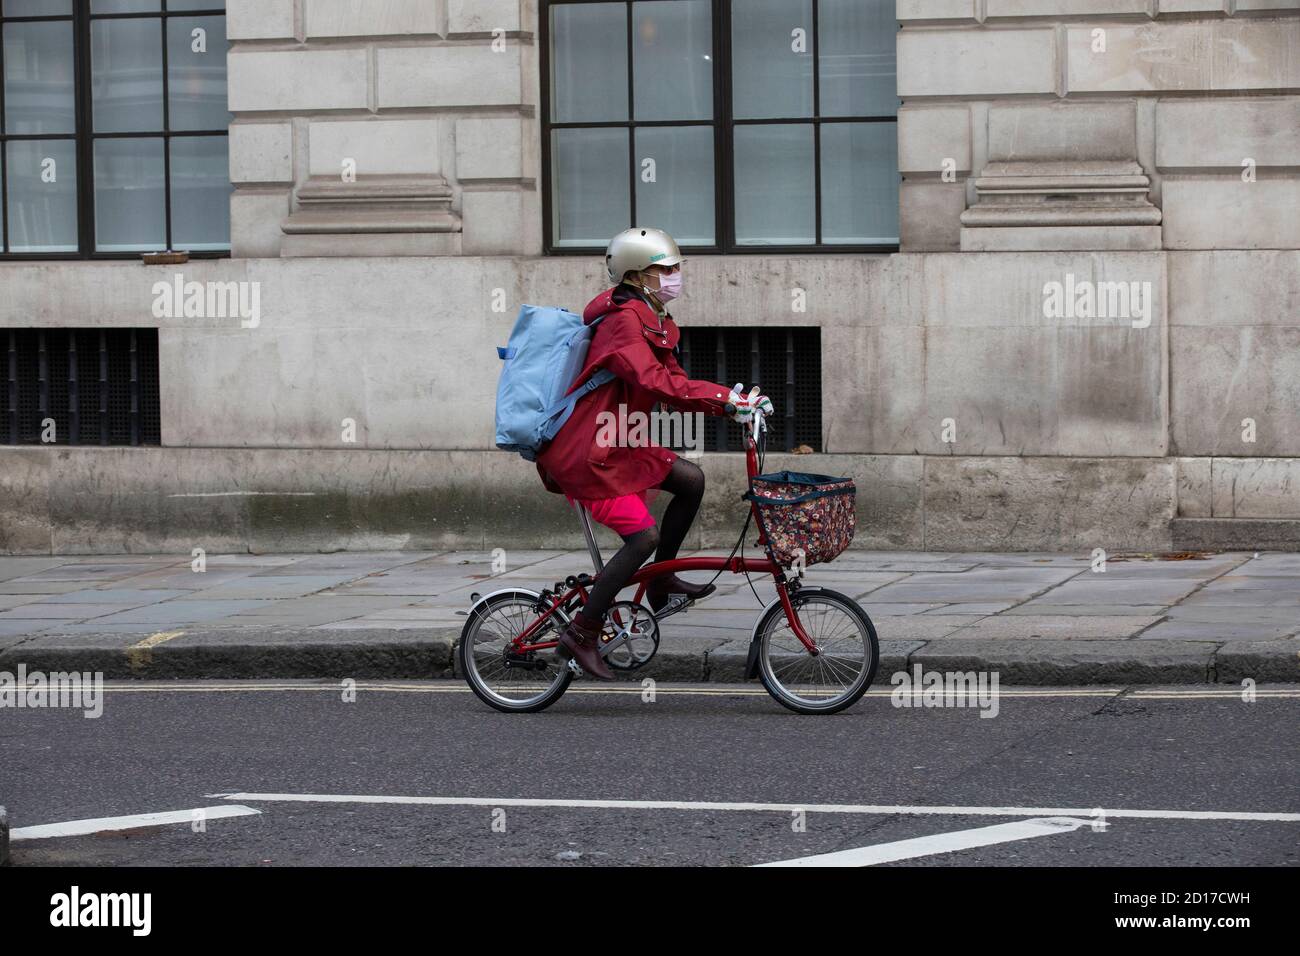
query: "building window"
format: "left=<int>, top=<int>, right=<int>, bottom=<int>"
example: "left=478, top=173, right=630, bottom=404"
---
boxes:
left=1, top=0, right=230, bottom=259
left=542, top=0, right=899, bottom=254
left=676, top=326, right=821, bottom=452
left=3, top=327, right=161, bottom=445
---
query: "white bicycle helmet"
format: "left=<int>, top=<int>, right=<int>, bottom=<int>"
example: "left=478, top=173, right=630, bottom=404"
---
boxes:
left=605, top=227, right=684, bottom=285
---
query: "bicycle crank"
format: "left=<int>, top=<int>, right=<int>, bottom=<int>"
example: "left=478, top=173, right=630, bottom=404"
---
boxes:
left=599, top=600, right=660, bottom=671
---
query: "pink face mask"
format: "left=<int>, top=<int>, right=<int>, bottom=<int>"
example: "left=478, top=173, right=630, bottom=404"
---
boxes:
left=654, top=270, right=683, bottom=303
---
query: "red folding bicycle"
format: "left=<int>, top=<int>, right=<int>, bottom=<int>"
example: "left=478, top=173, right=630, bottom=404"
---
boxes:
left=457, top=409, right=879, bottom=715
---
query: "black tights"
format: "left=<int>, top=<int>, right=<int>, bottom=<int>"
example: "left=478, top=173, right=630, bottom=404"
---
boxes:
left=578, top=457, right=706, bottom=623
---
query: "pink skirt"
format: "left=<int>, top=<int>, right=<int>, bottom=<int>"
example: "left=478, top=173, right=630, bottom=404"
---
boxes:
left=565, top=490, right=658, bottom=536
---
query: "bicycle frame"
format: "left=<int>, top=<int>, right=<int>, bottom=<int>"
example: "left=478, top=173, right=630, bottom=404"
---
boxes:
left=507, top=410, right=819, bottom=657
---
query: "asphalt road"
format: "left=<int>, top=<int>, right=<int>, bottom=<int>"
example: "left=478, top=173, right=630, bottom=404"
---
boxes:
left=2, top=680, right=1297, bottom=867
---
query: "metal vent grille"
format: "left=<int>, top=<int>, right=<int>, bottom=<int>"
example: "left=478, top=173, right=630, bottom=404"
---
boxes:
left=3, top=329, right=161, bottom=446
left=676, top=327, right=821, bottom=453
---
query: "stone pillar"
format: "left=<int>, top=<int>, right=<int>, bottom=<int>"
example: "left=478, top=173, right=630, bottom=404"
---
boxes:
left=961, top=102, right=1162, bottom=251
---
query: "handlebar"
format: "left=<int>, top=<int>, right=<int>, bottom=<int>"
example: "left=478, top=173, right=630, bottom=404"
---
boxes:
left=723, top=402, right=766, bottom=436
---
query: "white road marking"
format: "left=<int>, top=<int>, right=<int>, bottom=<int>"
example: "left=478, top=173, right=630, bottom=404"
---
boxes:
left=757, top=816, right=1096, bottom=867
left=10, top=805, right=261, bottom=841
left=211, top=792, right=1300, bottom=823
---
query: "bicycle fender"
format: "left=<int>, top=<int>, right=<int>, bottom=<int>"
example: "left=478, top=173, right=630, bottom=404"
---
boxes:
left=465, top=586, right=543, bottom=619
left=744, top=634, right=763, bottom=680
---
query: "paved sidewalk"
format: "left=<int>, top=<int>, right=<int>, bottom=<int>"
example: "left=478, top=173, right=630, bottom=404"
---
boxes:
left=0, top=550, right=1296, bottom=685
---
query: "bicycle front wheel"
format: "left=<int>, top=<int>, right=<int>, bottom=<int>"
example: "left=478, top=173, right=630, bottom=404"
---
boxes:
left=458, top=589, right=573, bottom=713
left=756, top=588, right=878, bottom=715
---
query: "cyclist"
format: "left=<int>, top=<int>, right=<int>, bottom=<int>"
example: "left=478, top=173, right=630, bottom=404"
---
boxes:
left=535, top=227, right=773, bottom=680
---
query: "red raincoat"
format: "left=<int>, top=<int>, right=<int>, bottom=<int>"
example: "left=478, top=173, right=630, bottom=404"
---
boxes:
left=535, top=287, right=732, bottom=500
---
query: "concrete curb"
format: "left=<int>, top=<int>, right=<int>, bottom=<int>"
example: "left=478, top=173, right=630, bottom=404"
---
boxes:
left=910, top=638, right=1222, bottom=685
left=0, top=628, right=460, bottom=680
left=1, top=627, right=1296, bottom=685
left=1214, top=640, right=1300, bottom=684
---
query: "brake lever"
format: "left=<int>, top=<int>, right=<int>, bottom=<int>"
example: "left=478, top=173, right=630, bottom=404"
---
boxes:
left=723, top=402, right=764, bottom=438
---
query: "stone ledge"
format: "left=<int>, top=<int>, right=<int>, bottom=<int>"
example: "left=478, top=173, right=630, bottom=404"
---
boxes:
left=986, top=0, right=1154, bottom=18
left=960, top=225, right=1163, bottom=251
left=1172, top=519, right=1300, bottom=551
left=897, top=1, right=981, bottom=24
left=960, top=159, right=1162, bottom=250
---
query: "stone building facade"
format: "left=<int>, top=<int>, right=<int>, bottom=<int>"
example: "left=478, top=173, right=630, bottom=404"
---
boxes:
left=1, top=0, right=1297, bottom=554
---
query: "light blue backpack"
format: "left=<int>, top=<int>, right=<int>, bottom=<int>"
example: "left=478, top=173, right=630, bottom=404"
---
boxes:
left=494, top=305, right=616, bottom=461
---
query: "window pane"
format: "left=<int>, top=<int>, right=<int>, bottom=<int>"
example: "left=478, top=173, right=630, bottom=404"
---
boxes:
left=819, top=0, right=899, bottom=117
left=632, top=0, right=711, bottom=122
left=732, top=0, right=812, bottom=120
left=90, top=1, right=160, bottom=13
left=3, top=21, right=75, bottom=135
left=4, top=1, right=73, bottom=17
left=820, top=122, right=898, bottom=244
left=167, top=0, right=225, bottom=9
left=170, top=135, right=230, bottom=251
left=167, top=15, right=230, bottom=131
left=550, top=2, right=626, bottom=123
left=92, top=17, right=164, bottom=133
left=733, top=124, right=813, bottom=245
left=5, top=139, right=77, bottom=253
left=93, top=137, right=166, bottom=252
left=551, top=127, right=629, bottom=248
left=635, top=126, right=714, bottom=245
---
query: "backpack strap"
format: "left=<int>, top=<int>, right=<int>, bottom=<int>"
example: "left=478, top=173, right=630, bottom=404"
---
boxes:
left=538, top=311, right=613, bottom=422
left=540, top=367, right=615, bottom=423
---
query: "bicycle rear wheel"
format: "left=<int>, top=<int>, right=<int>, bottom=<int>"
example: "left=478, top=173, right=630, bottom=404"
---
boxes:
left=459, top=589, right=573, bottom=713
left=755, top=588, right=877, bottom=715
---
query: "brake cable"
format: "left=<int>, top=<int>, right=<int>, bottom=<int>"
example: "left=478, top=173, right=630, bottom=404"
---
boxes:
left=738, top=416, right=769, bottom=606
left=695, top=414, right=769, bottom=606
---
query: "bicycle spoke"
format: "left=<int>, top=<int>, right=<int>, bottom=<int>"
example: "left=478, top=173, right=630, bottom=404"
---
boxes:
left=761, top=595, right=873, bottom=708
left=465, top=595, right=569, bottom=706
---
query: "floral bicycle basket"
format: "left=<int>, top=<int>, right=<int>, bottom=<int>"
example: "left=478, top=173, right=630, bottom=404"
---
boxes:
left=743, top=471, right=856, bottom=568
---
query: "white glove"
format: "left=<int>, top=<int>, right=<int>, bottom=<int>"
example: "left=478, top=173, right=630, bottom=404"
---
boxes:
left=727, top=384, right=775, bottom=423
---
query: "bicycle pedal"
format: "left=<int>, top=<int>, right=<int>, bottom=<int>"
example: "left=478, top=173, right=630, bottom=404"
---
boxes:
left=652, top=594, right=693, bottom=621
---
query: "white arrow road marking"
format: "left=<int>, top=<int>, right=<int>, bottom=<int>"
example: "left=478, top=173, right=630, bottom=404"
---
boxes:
left=208, top=793, right=1300, bottom=823
left=757, top=816, right=1096, bottom=867
left=10, top=805, right=261, bottom=841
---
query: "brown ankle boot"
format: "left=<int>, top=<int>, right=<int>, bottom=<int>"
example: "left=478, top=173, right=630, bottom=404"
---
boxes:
left=646, top=574, right=717, bottom=613
left=556, top=613, right=616, bottom=681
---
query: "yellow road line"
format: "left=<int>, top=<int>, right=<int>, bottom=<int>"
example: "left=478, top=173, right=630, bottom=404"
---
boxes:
left=124, top=630, right=185, bottom=671
left=88, top=681, right=1300, bottom=700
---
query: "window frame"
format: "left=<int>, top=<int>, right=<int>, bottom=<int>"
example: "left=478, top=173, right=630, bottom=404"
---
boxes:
left=539, top=0, right=900, bottom=258
left=0, top=0, right=230, bottom=261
